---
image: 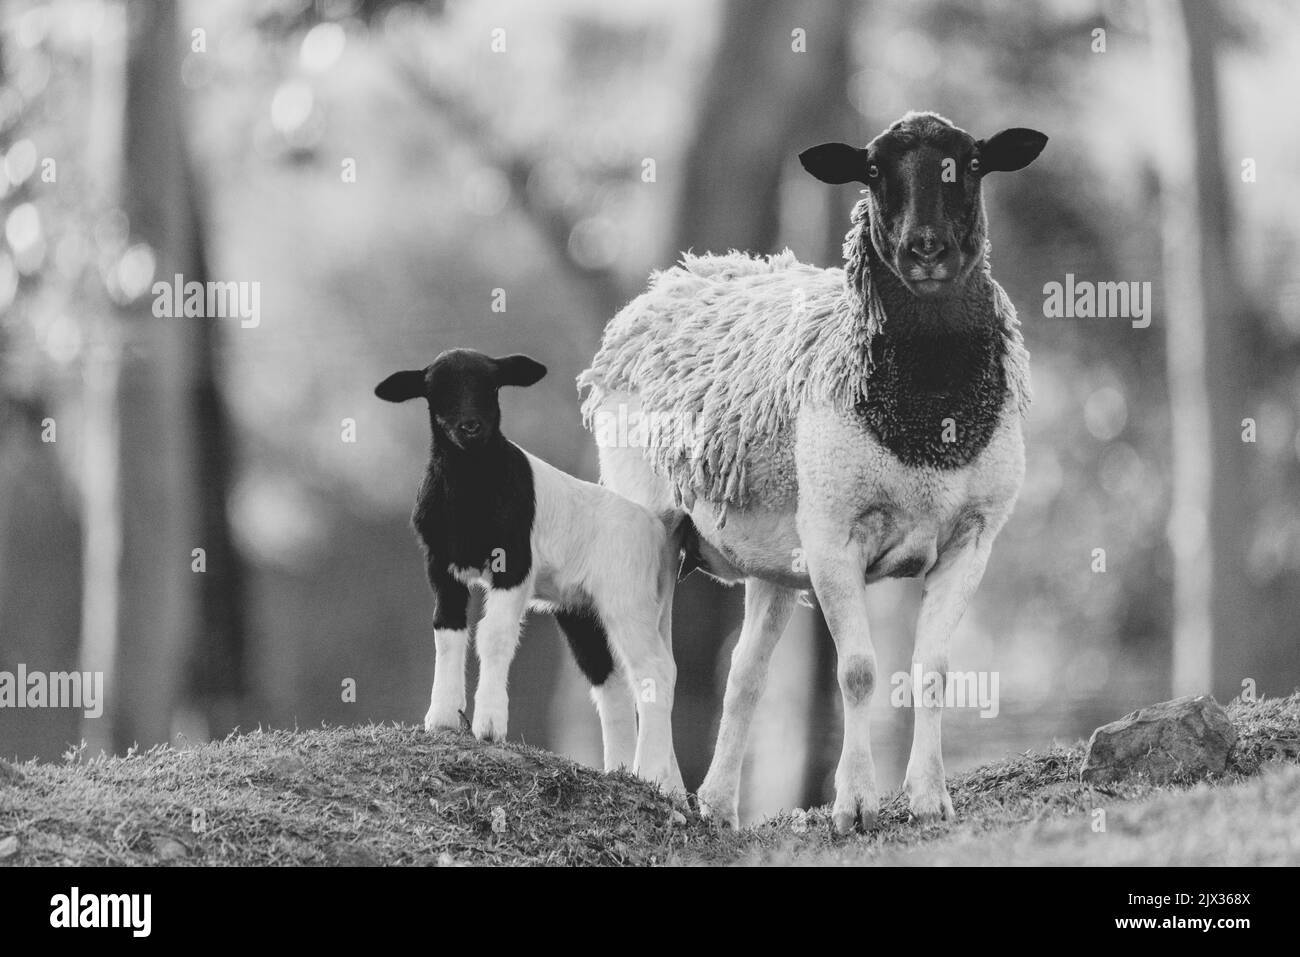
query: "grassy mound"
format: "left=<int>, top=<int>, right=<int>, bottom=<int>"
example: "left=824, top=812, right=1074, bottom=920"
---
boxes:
left=718, top=692, right=1300, bottom=864
left=2, top=693, right=1297, bottom=866
left=0, top=727, right=707, bottom=866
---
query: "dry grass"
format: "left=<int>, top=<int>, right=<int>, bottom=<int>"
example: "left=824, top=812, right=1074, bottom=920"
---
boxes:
left=0, top=727, right=709, bottom=866
left=714, top=692, right=1300, bottom=865
left=1, top=693, right=1297, bottom=866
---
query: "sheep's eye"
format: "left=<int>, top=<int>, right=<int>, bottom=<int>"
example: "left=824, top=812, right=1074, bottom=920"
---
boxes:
left=866, top=162, right=880, bottom=180
left=968, top=157, right=981, bottom=173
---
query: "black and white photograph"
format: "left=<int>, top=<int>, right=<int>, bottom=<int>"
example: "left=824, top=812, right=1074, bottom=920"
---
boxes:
left=0, top=0, right=1294, bottom=923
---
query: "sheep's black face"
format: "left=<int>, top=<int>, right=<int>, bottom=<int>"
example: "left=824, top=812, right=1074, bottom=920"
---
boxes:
left=800, top=112, right=1047, bottom=301
left=862, top=117, right=983, bottom=298
left=374, top=349, right=547, bottom=453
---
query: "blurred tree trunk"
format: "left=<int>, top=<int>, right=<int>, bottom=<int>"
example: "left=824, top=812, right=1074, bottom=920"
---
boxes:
left=78, top=1, right=127, bottom=754
left=82, top=0, right=205, bottom=751
left=1162, top=0, right=1297, bottom=699
left=1157, top=0, right=1215, bottom=697
left=0, top=36, right=82, bottom=760
left=673, top=0, right=854, bottom=256
left=181, top=160, right=248, bottom=740
left=670, top=0, right=857, bottom=816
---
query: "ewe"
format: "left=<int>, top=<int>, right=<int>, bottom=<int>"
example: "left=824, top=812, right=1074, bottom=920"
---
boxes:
left=580, top=112, right=1046, bottom=831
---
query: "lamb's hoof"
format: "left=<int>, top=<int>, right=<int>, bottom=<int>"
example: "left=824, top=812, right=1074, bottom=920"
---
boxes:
left=423, top=707, right=461, bottom=733
left=696, top=786, right=739, bottom=829
left=637, top=764, right=687, bottom=799
left=664, top=772, right=688, bottom=800
left=906, top=785, right=954, bottom=824
left=831, top=791, right=880, bottom=835
left=472, top=713, right=506, bottom=742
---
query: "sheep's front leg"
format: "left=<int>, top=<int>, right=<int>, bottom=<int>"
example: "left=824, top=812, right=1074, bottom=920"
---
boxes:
left=697, top=578, right=798, bottom=827
left=905, top=528, right=994, bottom=822
left=472, top=581, right=532, bottom=741
left=804, top=536, right=880, bottom=835
left=424, top=567, right=471, bottom=732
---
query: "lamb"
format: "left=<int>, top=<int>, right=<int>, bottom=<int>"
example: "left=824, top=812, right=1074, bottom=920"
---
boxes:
left=376, top=348, right=683, bottom=792
left=579, top=111, right=1046, bottom=831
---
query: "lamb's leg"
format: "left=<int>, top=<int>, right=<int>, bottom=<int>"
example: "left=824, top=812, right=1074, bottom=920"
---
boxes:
left=804, top=542, right=880, bottom=835
left=424, top=568, right=471, bottom=732
left=905, top=530, right=995, bottom=822
left=590, top=667, right=637, bottom=772
left=471, top=581, right=532, bottom=742
left=697, top=578, right=797, bottom=828
left=656, top=565, right=684, bottom=792
left=607, top=618, right=681, bottom=793
left=555, top=607, right=638, bottom=772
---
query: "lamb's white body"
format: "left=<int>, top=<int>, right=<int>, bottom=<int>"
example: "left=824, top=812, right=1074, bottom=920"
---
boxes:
left=429, top=450, right=683, bottom=792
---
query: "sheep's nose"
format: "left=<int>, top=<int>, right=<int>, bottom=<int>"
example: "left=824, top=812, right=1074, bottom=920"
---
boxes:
left=907, top=238, right=947, bottom=264
left=458, top=420, right=483, bottom=439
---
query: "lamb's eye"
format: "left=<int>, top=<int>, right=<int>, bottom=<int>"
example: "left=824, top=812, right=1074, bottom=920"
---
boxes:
left=968, top=157, right=981, bottom=173
left=866, top=162, right=880, bottom=179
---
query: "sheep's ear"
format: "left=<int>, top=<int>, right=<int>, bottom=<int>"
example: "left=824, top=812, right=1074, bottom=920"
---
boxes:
left=799, top=143, right=870, bottom=185
left=493, top=354, right=547, bottom=388
left=977, top=128, right=1048, bottom=173
left=374, top=370, right=426, bottom=403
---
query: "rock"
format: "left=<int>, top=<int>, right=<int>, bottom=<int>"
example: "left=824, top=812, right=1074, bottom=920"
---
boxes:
left=1082, top=695, right=1236, bottom=785
left=0, top=835, right=19, bottom=859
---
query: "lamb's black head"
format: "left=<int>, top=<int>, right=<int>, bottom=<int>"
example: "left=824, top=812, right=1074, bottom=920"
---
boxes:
left=374, top=348, right=547, bottom=451
left=799, top=111, right=1046, bottom=300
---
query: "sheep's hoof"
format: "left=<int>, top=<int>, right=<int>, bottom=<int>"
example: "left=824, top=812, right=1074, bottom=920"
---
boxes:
left=831, top=793, right=880, bottom=835
left=638, top=765, right=686, bottom=799
left=906, top=785, right=954, bottom=824
left=696, top=787, right=739, bottom=830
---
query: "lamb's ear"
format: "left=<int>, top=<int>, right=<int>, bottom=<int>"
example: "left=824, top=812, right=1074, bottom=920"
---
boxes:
left=493, top=354, right=547, bottom=388
left=977, top=128, right=1048, bottom=173
left=799, top=143, right=870, bottom=185
left=374, top=370, right=426, bottom=403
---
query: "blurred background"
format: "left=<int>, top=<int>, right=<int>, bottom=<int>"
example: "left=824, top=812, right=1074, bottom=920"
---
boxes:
left=2, top=0, right=1298, bottom=823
